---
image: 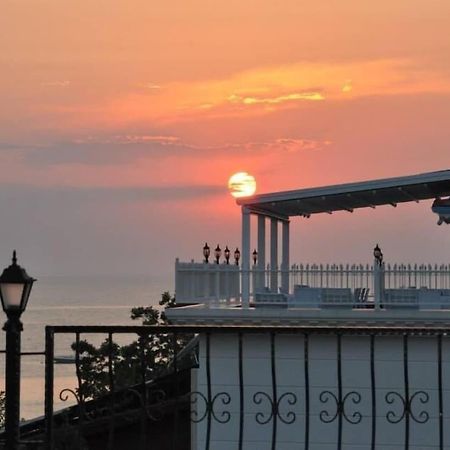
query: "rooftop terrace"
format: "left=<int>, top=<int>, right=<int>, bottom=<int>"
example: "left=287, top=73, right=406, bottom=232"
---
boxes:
left=169, top=170, right=450, bottom=325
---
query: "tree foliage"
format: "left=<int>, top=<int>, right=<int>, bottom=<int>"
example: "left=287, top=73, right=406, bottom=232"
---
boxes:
left=71, top=292, right=191, bottom=400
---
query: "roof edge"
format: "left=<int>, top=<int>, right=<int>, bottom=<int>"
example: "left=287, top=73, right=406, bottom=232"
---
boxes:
left=237, top=169, right=450, bottom=206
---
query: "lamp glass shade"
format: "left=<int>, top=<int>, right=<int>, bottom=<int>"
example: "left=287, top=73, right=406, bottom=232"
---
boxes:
left=0, top=283, right=25, bottom=311
left=0, top=251, right=36, bottom=314
left=21, top=281, right=34, bottom=311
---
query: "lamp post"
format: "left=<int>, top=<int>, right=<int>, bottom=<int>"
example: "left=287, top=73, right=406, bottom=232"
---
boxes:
left=0, top=251, right=35, bottom=450
left=252, top=249, right=258, bottom=266
left=203, top=243, right=210, bottom=263
left=234, top=248, right=240, bottom=266
left=373, top=244, right=383, bottom=266
left=373, top=244, right=384, bottom=309
left=224, top=246, right=230, bottom=265
left=214, top=245, right=222, bottom=264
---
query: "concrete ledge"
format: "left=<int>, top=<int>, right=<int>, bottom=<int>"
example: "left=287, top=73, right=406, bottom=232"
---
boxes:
left=166, top=304, right=450, bottom=326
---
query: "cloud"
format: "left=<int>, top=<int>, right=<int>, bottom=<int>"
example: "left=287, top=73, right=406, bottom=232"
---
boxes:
left=93, top=58, right=450, bottom=126
left=0, top=142, right=32, bottom=151
left=222, top=138, right=331, bottom=154
left=115, top=135, right=180, bottom=144
left=137, top=82, right=162, bottom=90
left=72, top=135, right=180, bottom=145
left=342, top=80, right=352, bottom=93
left=21, top=59, right=450, bottom=131
left=0, top=183, right=224, bottom=203
left=10, top=135, right=331, bottom=167
left=41, top=80, right=71, bottom=87
left=142, top=83, right=161, bottom=89
left=5, top=135, right=182, bottom=166
left=272, top=138, right=332, bottom=152
left=228, top=92, right=324, bottom=105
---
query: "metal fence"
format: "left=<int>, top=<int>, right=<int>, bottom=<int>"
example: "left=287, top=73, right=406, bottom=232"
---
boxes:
left=288, top=263, right=450, bottom=291
left=5, top=324, right=450, bottom=449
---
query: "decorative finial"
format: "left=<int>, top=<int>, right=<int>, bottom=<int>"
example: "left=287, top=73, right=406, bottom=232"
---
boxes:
left=12, top=250, right=17, bottom=265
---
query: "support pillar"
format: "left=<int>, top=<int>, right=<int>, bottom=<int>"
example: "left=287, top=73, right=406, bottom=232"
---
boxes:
left=281, top=220, right=290, bottom=293
left=257, top=215, right=266, bottom=292
left=241, top=207, right=251, bottom=307
left=270, top=218, right=278, bottom=292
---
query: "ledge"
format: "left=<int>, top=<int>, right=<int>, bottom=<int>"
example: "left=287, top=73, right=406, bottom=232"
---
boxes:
left=166, top=304, right=450, bottom=327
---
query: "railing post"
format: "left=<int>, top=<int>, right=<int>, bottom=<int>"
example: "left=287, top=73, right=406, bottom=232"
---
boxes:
left=257, top=215, right=266, bottom=292
left=374, top=260, right=385, bottom=309
left=251, top=263, right=257, bottom=296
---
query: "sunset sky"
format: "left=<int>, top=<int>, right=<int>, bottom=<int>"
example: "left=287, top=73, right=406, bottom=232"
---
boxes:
left=1, top=0, right=450, bottom=277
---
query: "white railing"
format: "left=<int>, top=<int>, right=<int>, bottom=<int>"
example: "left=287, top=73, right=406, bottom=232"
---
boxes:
left=286, top=263, right=450, bottom=291
left=175, top=259, right=240, bottom=304
left=175, top=260, right=450, bottom=306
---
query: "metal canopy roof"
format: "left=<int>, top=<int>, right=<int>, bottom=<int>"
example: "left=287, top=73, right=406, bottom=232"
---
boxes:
left=237, top=169, right=450, bottom=219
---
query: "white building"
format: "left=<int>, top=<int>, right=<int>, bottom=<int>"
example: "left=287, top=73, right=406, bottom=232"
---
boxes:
left=168, top=169, right=450, bottom=450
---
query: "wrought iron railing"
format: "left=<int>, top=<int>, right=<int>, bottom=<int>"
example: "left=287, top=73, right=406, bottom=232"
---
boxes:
left=3, top=324, right=449, bottom=449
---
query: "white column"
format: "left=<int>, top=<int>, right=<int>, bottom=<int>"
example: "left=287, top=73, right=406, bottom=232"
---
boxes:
left=281, top=220, right=290, bottom=293
left=241, top=207, right=251, bottom=307
left=257, top=215, right=266, bottom=292
left=270, top=218, right=278, bottom=292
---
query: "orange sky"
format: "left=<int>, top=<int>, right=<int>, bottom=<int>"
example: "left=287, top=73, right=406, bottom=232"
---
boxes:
left=1, top=0, right=450, bottom=277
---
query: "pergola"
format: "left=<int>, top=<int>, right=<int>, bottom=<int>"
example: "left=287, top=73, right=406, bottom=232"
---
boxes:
left=236, top=169, right=450, bottom=306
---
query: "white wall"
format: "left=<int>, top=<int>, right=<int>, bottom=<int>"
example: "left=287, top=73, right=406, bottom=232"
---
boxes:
left=191, top=332, right=449, bottom=450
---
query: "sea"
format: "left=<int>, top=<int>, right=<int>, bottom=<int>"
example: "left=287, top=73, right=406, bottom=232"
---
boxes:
left=0, top=274, right=172, bottom=420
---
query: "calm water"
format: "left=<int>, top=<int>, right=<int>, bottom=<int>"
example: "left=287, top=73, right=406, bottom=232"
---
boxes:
left=0, top=274, right=172, bottom=419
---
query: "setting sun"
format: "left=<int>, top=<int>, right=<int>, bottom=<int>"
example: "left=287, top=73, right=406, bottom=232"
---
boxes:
left=228, top=172, right=257, bottom=198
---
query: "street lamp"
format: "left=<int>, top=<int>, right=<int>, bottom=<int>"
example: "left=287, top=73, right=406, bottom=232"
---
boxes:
left=234, top=248, right=240, bottom=265
left=203, top=243, right=210, bottom=263
left=0, top=250, right=35, bottom=450
left=224, top=246, right=231, bottom=264
left=252, top=249, right=258, bottom=266
left=214, top=245, right=222, bottom=264
left=373, top=244, right=383, bottom=266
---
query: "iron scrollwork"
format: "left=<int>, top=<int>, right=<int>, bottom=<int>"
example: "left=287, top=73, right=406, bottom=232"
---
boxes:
left=59, top=388, right=81, bottom=405
left=385, top=390, right=430, bottom=424
left=59, top=388, right=96, bottom=422
left=253, top=391, right=297, bottom=425
left=190, top=391, right=231, bottom=424
left=319, top=390, right=362, bottom=424
left=125, top=387, right=167, bottom=421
